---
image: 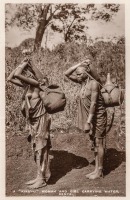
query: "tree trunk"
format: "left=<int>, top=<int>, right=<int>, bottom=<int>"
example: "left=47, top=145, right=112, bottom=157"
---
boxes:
left=34, top=5, right=50, bottom=51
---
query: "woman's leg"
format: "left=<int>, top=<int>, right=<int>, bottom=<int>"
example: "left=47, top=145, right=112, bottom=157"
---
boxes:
left=25, top=151, right=38, bottom=185
left=27, top=149, right=46, bottom=189
left=41, top=146, right=51, bottom=182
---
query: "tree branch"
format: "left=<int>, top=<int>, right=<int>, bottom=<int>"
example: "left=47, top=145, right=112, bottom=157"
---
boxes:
left=46, top=4, right=61, bottom=25
left=67, top=17, right=76, bottom=33
left=59, top=18, right=66, bottom=38
left=64, top=17, right=76, bottom=41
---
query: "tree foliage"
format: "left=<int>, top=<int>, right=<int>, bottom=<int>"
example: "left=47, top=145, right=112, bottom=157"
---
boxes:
left=5, top=3, right=120, bottom=49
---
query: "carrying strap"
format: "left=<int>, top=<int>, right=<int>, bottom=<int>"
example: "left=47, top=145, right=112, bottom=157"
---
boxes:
left=84, top=70, right=117, bottom=93
left=84, top=71, right=105, bottom=90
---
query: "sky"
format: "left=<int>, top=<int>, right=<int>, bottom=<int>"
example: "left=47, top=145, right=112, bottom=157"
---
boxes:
left=5, top=4, right=125, bottom=49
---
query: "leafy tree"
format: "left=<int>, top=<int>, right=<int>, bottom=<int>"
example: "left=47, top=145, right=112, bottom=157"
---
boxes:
left=5, top=3, right=120, bottom=50
left=51, top=4, right=120, bottom=42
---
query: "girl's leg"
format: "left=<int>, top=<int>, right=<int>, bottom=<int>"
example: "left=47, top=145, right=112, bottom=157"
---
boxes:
left=89, top=138, right=104, bottom=179
left=85, top=151, right=98, bottom=178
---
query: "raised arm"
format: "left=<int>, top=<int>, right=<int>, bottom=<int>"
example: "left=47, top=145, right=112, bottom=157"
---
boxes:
left=64, top=61, right=86, bottom=83
left=7, top=68, right=24, bottom=87
left=14, top=61, right=39, bottom=87
left=87, top=80, right=99, bottom=124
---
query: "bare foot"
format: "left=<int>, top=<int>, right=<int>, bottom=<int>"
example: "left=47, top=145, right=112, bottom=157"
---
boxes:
left=85, top=170, right=97, bottom=179
left=44, top=171, right=51, bottom=182
left=27, top=179, right=47, bottom=189
left=25, top=178, right=38, bottom=185
left=42, top=158, right=51, bottom=182
left=88, top=170, right=103, bottom=180
left=44, top=165, right=51, bottom=182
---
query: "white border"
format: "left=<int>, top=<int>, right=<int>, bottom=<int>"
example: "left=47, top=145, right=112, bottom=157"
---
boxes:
left=1, top=0, right=129, bottom=199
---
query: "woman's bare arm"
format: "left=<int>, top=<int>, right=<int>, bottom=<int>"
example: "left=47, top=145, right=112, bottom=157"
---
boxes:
left=7, top=68, right=24, bottom=87
left=14, top=61, right=39, bottom=87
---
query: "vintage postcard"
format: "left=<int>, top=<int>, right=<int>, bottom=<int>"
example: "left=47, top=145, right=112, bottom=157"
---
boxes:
left=0, top=0, right=130, bottom=199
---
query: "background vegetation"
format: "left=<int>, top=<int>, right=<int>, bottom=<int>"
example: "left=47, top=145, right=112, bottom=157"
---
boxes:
left=6, top=36, right=125, bottom=133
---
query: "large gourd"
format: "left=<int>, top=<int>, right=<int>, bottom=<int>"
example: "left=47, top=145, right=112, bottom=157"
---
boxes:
left=101, top=73, right=124, bottom=107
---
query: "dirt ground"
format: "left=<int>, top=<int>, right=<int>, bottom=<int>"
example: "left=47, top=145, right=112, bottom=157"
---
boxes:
left=6, top=126, right=126, bottom=197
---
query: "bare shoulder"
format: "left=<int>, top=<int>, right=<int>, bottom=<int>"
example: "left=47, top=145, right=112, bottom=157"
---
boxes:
left=90, top=80, right=99, bottom=91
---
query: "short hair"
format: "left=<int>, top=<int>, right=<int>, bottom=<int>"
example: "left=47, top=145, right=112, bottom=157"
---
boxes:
left=76, top=66, right=88, bottom=74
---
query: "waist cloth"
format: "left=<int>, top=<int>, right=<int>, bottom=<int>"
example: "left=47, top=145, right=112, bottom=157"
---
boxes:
left=78, top=82, right=107, bottom=138
left=23, top=97, right=51, bottom=151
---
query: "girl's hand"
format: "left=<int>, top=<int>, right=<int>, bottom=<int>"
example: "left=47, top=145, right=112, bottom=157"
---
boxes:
left=81, top=59, right=91, bottom=66
left=22, top=58, right=29, bottom=63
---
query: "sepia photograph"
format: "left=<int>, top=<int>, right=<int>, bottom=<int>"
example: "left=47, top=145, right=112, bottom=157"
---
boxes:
left=3, top=0, right=127, bottom=197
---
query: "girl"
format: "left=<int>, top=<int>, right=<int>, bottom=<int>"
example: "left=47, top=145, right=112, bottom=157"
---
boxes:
left=64, top=59, right=107, bottom=179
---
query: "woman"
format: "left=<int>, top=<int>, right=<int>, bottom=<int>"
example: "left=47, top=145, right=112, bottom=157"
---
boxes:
left=64, top=59, right=107, bottom=179
left=7, top=59, right=52, bottom=189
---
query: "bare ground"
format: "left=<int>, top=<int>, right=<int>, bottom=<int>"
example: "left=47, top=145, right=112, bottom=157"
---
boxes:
left=6, top=126, right=126, bottom=197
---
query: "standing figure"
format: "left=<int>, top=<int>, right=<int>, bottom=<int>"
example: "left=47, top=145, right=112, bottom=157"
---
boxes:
left=64, top=59, right=107, bottom=179
left=7, top=59, right=52, bottom=188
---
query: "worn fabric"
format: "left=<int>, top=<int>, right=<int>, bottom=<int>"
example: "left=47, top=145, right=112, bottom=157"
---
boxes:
left=23, top=96, right=51, bottom=151
left=78, top=79, right=107, bottom=138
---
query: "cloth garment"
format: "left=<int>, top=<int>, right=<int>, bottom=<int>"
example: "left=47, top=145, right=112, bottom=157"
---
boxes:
left=77, top=79, right=107, bottom=139
left=22, top=94, right=51, bottom=151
